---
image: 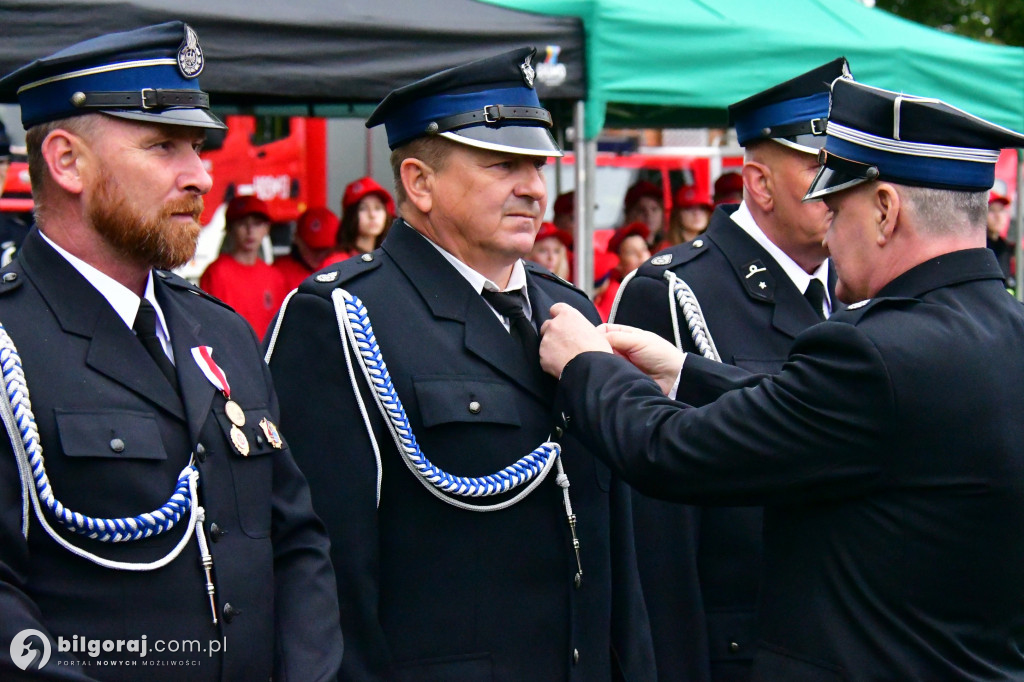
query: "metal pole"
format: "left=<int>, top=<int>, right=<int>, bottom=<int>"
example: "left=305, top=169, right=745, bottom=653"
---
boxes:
left=572, top=100, right=593, bottom=298
left=1016, top=149, right=1023, bottom=301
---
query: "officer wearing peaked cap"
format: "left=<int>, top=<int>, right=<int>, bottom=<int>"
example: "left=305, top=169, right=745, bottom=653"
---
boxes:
left=265, top=47, right=656, bottom=681
left=609, top=57, right=849, bottom=682
left=539, top=76, right=1024, bottom=681
left=0, top=23, right=342, bottom=680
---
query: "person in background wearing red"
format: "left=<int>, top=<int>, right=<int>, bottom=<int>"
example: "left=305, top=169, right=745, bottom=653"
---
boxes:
left=665, top=184, right=714, bottom=248
left=624, top=180, right=665, bottom=247
left=200, top=195, right=286, bottom=340
left=594, top=222, right=650, bottom=321
left=529, top=222, right=573, bottom=280
left=987, top=189, right=1015, bottom=288
left=326, top=176, right=396, bottom=265
left=712, top=171, right=744, bottom=207
left=274, top=206, right=340, bottom=290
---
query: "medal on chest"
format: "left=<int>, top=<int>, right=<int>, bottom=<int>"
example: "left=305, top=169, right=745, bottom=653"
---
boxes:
left=192, top=345, right=250, bottom=456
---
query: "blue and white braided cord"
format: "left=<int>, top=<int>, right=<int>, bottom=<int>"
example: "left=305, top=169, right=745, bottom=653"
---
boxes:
left=331, top=289, right=562, bottom=509
left=0, top=319, right=196, bottom=544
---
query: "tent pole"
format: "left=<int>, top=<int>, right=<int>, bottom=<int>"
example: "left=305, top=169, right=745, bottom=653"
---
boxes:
left=573, top=100, right=594, bottom=297
left=1016, top=149, right=1023, bottom=301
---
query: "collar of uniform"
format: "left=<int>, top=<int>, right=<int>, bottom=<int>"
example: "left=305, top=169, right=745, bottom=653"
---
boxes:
left=730, top=201, right=831, bottom=314
left=39, top=229, right=172, bottom=355
left=417, top=229, right=533, bottom=321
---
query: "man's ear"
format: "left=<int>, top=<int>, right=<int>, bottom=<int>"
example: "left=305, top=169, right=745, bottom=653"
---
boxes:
left=875, top=183, right=900, bottom=246
left=41, top=129, right=88, bottom=195
left=400, top=158, right=434, bottom=215
left=741, top=160, right=771, bottom=212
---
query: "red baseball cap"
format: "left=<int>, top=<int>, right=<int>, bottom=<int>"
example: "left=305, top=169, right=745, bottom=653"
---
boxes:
left=553, top=191, right=575, bottom=216
left=624, top=181, right=662, bottom=212
left=713, top=172, right=744, bottom=204
left=225, top=195, right=271, bottom=224
left=535, top=222, right=573, bottom=249
left=989, top=190, right=1010, bottom=206
left=342, top=176, right=395, bottom=216
left=607, top=222, right=650, bottom=255
left=296, top=207, right=340, bottom=249
left=674, top=184, right=713, bottom=210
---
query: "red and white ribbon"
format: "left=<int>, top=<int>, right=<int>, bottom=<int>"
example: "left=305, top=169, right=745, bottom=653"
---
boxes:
left=191, top=346, right=231, bottom=398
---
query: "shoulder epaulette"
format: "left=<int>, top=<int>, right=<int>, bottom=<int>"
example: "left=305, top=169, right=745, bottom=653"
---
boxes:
left=298, top=252, right=383, bottom=296
left=155, top=269, right=233, bottom=311
left=523, top=260, right=586, bottom=297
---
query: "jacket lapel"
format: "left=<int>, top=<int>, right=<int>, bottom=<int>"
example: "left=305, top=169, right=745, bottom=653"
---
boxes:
left=710, top=210, right=825, bottom=340
left=19, top=230, right=185, bottom=420
left=155, top=276, right=217, bottom=446
left=383, top=221, right=552, bottom=402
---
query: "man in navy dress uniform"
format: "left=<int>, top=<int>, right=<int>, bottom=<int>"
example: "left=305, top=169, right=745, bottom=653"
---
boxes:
left=541, top=78, right=1024, bottom=681
left=0, top=23, right=342, bottom=681
left=610, top=58, right=849, bottom=681
left=265, top=48, right=655, bottom=681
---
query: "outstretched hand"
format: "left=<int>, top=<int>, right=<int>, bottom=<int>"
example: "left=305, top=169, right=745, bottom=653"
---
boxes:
left=539, top=303, right=613, bottom=377
left=602, top=324, right=685, bottom=395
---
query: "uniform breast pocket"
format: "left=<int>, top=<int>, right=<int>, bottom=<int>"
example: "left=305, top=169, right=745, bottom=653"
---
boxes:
left=55, top=409, right=167, bottom=460
left=215, top=404, right=281, bottom=538
left=413, top=377, right=521, bottom=428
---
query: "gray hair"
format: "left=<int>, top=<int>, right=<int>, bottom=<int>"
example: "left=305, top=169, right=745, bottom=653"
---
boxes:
left=894, top=184, right=987, bottom=237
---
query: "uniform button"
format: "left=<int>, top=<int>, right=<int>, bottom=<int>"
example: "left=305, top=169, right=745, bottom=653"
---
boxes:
left=361, top=253, right=374, bottom=262
left=195, top=443, right=207, bottom=462
left=729, top=642, right=740, bottom=653
left=209, top=523, right=226, bottom=542
left=468, top=401, right=482, bottom=414
left=693, top=239, right=704, bottom=248
left=2, top=272, right=17, bottom=283
left=572, top=648, right=579, bottom=664
left=222, top=602, right=241, bottom=623
left=109, top=438, right=125, bottom=453
left=255, top=434, right=265, bottom=445
left=553, top=426, right=564, bottom=439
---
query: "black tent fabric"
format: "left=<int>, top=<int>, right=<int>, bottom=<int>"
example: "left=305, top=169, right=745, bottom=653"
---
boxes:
left=0, top=0, right=585, bottom=109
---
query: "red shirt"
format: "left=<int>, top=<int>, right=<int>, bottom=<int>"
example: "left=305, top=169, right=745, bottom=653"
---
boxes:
left=273, top=254, right=317, bottom=292
left=200, top=255, right=287, bottom=340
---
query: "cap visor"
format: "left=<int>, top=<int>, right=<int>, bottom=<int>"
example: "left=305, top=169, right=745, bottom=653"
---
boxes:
left=104, top=107, right=227, bottom=130
left=441, top=124, right=562, bottom=157
left=775, top=132, right=828, bottom=155
left=803, top=165, right=869, bottom=202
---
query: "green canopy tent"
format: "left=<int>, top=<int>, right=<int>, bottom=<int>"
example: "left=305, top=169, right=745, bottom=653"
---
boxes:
left=483, top=0, right=1024, bottom=295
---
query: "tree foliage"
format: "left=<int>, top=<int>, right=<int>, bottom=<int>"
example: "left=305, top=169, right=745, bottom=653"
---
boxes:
left=874, top=0, right=1024, bottom=47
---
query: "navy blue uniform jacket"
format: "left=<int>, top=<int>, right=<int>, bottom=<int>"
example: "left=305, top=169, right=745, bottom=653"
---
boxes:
left=266, top=220, right=655, bottom=682
left=0, top=229, right=342, bottom=681
left=613, top=205, right=838, bottom=681
left=557, top=248, right=1024, bottom=681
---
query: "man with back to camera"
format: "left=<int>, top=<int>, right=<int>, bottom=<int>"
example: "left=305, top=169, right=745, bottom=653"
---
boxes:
left=608, top=58, right=849, bottom=681
left=0, top=22, right=342, bottom=680
left=540, top=76, right=1024, bottom=681
left=264, top=47, right=655, bottom=681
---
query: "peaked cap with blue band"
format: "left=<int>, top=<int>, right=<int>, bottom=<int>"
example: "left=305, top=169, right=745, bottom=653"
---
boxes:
left=729, top=57, right=851, bottom=154
left=365, top=47, right=561, bottom=158
left=0, top=21, right=225, bottom=131
left=804, top=79, right=1024, bottom=201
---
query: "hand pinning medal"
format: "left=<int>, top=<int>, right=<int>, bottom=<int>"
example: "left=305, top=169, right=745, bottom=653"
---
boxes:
left=192, top=346, right=250, bottom=456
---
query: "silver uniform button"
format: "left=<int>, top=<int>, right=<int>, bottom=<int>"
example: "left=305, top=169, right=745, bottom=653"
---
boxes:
left=468, top=401, right=482, bottom=414
left=693, top=239, right=704, bottom=248
left=361, top=253, right=374, bottom=262
left=109, top=438, right=125, bottom=453
left=572, top=648, right=579, bottom=664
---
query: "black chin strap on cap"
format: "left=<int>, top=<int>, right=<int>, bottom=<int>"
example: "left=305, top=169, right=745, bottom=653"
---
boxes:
left=428, top=104, right=552, bottom=135
left=70, top=88, right=211, bottom=111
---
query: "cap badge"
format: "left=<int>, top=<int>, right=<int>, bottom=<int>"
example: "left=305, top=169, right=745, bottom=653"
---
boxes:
left=520, top=54, right=536, bottom=89
left=651, top=254, right=673, bottom=266
left=177, top=24, right=205, bottom=78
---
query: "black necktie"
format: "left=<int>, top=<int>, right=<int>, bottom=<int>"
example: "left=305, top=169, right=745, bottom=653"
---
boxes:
left=133, top=298, right=177, bottom=387
left=804, top=279, right=827, bottom=321
left=481, top=289, right=540, bottom=366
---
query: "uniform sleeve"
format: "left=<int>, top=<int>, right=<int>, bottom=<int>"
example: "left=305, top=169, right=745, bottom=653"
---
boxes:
left=0, top=437, right=104, bottom=680
left=555, top=322, right=894, bottom=506
left=266, top=290, right=392, bottom=681
left=259, top=330, right=345, bottom=681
